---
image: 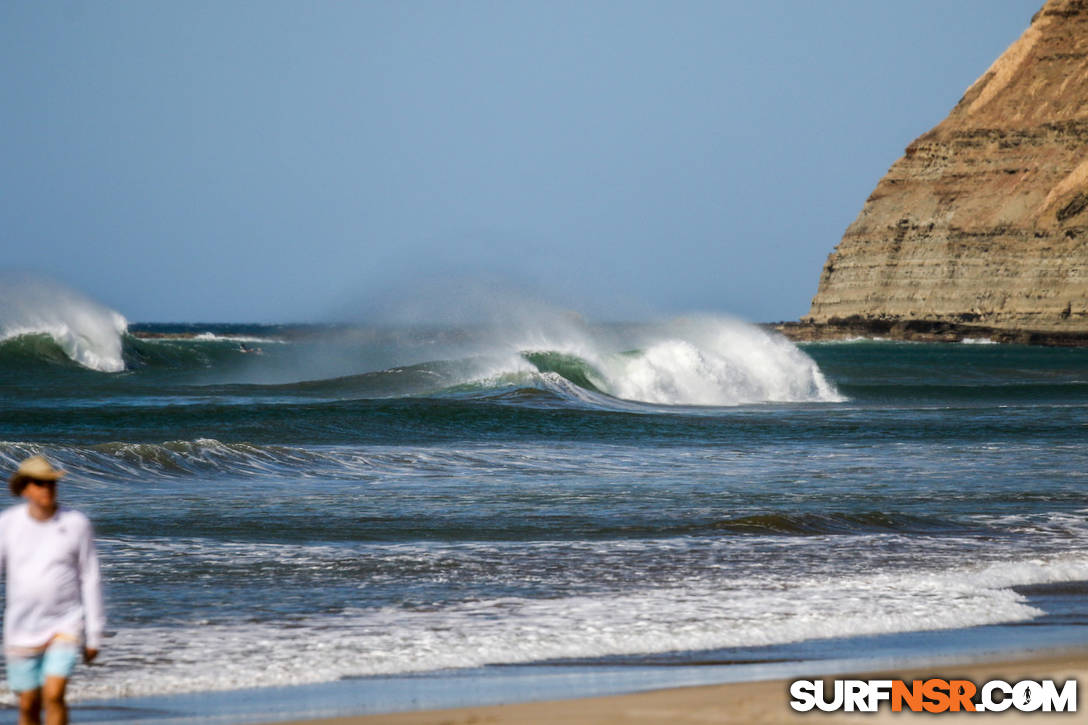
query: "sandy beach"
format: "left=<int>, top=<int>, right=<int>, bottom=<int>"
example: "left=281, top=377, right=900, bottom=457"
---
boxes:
left=265, top=649, right=1086, bottom=725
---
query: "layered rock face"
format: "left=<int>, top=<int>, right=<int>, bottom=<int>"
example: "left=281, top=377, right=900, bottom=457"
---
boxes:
left=807, top=0, right=1088, bottom=331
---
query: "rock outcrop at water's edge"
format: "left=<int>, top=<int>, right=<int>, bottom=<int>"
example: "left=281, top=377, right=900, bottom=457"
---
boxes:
left=802, top=0, right=1088, bottom=342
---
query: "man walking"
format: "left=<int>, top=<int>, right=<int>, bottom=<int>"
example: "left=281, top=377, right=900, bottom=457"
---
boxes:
left=2, top=456, right=104, bottom=725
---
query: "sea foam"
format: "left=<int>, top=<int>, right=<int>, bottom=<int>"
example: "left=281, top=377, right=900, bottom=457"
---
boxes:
left=0, top=277, right=128, bottom=372
left=49, top=542, right=1085, bottom=703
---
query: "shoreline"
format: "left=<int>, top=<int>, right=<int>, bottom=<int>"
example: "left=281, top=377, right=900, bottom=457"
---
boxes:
left=265, top=647, right=1088, bottom=724
left=56, top=612, right=1088, bottom=724
left=771, top=318, right=1088, bottom=346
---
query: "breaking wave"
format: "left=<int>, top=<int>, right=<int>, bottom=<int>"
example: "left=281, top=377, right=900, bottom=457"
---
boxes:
left=2, top=293, right=842, bottom=407
left=0, top=276, right=127, bottom=372
left=518, top=317, right=841, bottom=405
left=276, top=316, right=843, bottom=407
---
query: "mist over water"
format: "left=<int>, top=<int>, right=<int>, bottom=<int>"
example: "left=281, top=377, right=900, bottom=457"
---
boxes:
left=1, top=278, right=839, bottom=407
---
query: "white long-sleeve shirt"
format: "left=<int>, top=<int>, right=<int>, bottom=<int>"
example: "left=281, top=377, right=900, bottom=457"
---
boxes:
left=0, top=503, right=105, bottom=650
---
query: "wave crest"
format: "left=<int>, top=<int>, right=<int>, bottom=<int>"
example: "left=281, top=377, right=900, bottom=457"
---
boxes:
left=602, top=320, right=839, bottom=405
left=514, top=317, right=841, bottom=406
left=0, top=277, right=128, bottom=372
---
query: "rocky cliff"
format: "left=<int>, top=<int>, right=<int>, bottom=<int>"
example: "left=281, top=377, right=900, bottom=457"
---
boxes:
left=806, top=0, right=1088, bottom=332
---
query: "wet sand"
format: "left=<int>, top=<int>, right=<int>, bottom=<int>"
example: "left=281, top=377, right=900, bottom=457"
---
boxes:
left=266, top=649, right=1086, bottom=724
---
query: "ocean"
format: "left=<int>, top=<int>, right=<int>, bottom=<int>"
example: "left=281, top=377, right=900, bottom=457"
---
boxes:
left=1, top=292, right=1088, bottom=719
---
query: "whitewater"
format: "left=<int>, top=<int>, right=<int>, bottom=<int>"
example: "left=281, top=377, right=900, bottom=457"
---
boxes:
left=0, top=276, right=128, bottom=373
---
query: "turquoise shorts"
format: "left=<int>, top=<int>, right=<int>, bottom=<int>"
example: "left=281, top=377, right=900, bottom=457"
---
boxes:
left=5, top=640, right=80, bottom=692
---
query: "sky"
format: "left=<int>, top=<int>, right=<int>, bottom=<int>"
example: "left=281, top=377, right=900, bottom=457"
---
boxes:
left=2, top=1, right=1041, bottom=324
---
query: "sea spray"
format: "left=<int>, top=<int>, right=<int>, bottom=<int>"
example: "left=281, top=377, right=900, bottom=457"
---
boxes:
left=495, top=316, right=841, bottom=406
left=372, top=306, right=843, bottom=406
left=0, top=276, right=128, bottom=372
left=212, top=312, right=842, bottom=407
left=591, top=317, right=841, bottom=405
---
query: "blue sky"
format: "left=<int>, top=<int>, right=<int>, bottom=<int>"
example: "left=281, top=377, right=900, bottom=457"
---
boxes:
left=2, top=1, right=1038, bottom=323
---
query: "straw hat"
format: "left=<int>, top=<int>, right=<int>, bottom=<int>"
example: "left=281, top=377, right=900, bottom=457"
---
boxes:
left=9, top=455, right=65, bottom=495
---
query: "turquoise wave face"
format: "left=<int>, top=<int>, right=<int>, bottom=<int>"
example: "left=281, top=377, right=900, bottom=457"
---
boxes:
left=520, top=350, right=608, bottom=392
left=0, top=332, right=82, bottom=367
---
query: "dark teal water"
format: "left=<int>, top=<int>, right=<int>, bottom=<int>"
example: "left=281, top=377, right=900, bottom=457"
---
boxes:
left=1, top=321, right=1087, bottom=703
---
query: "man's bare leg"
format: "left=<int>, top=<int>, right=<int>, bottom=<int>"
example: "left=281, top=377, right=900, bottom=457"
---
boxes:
left=41, top=677, right=68, bottom=725
left=18, top=688, right=42, bottom=725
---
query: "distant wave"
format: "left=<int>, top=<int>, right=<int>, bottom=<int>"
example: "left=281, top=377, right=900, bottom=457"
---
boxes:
left=0, top=441, right=991, bottom=538
left=517, top=317, right=842, bottom=405
left=2, top=305, right=843, bottom=407
left=125, top=317, right=842, bottom=408
left=258, top=340, right=840, bottom=409
left=191, top=332, right=284, bottom=344
left=0, top=276, right=128, bottom=372
left=367, top=316, right=844, bottom=407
